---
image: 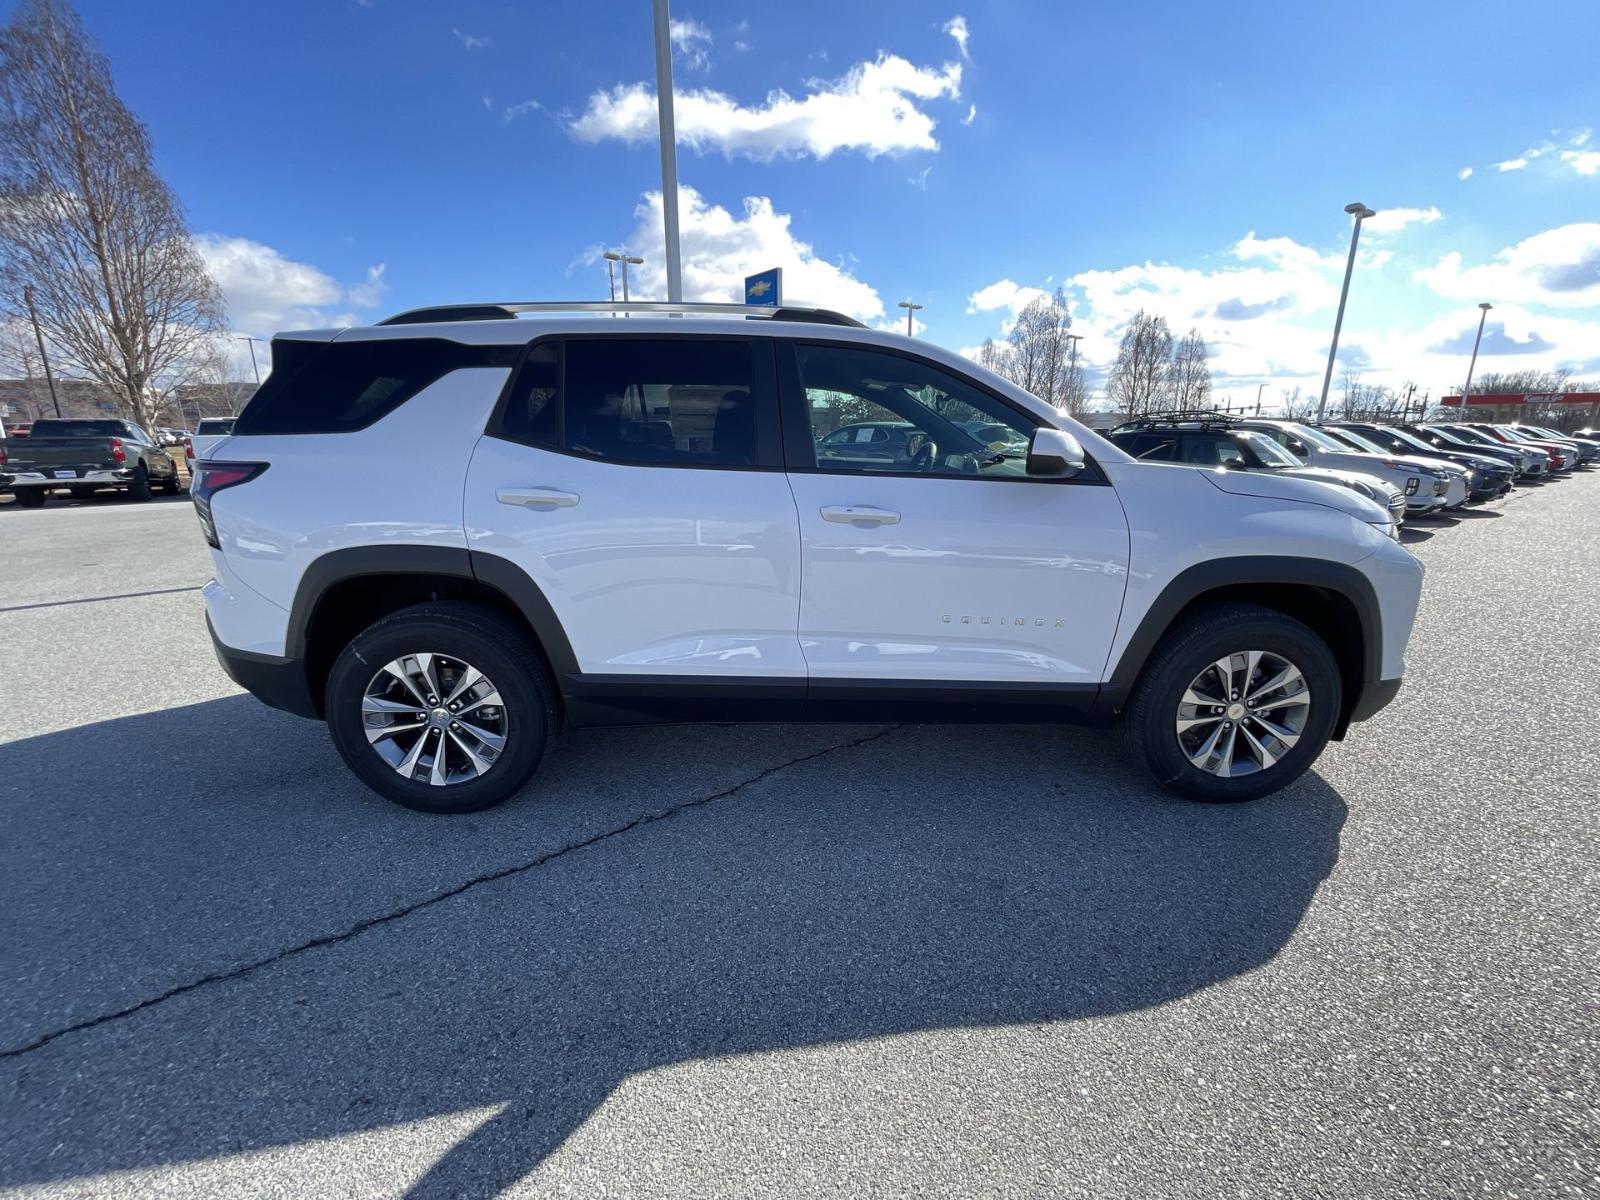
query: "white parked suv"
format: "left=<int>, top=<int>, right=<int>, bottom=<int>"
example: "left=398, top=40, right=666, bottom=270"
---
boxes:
left=196, top=301, right=1423, bottom=813
left=1232, top=418, right=1456, bottom=516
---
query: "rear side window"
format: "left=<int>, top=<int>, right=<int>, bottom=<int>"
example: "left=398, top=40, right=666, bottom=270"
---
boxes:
left=497, top=337, right=762, bottom=467
left=234, top=338, right=517, bottom=435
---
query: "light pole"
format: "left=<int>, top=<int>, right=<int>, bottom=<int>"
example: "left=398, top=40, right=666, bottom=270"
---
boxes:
left=604, top=256, right=616, bottom=303
left=1316, top=201, right=1378, bottom=422
left=1255, top=382, right=1267, bottom=414
left=651, top=0, right=683, bottom=303
left=1065, top=333, right=1083, bottom=410
left=604, top=251, right=645, bottom=310
left=898, top=299, right=923, bottom=337
left=1459, top=302, right=1492, bottom=418
left=233, top=335, right=263, bottom=384
left=22, top=285, right=61, bottom=417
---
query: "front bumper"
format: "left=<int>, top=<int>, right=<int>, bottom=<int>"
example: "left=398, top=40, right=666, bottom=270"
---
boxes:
left=208, top=614, right=320, bottom=719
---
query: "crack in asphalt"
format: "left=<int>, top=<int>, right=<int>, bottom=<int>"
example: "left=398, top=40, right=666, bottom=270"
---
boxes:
left=0, top=585, right=203, bottom=614
left=0, top=724, right=902, bottom=1061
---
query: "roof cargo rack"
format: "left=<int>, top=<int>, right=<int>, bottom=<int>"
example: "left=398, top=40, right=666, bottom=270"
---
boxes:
left=1113, top=410, right=1243, bottom=431
left=377, top=300, right=867, bottom=329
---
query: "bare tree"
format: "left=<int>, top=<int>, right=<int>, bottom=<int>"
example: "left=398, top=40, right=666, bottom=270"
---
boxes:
left=1005, top=287, right=1082, bottom=412
left=1105, top=309, right=1174, bottom=418
left=0, top=0, right=223, bottom=431
left=1279, top=385, right=1318, bottom=421
left=0, top=314, right=50, bottom=417
left=1169, top=327, right=1211, bottom=410
left=976, top=336, right=1012, bottom=378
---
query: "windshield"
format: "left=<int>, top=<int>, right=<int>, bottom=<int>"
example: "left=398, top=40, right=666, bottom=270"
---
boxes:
left=1328, top=428, right=1392, bottom=455
left=1282, top=423, right=1350, bottom=452
left=196, top=419, right=235, bottom=434
left=1439, top=425, right=1495, bottom=446
left=1382, top=427, right=1446, bottom=456
left=1238, top=431, right=1301, bottom=468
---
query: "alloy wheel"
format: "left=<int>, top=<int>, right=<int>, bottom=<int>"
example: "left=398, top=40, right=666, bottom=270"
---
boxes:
left=361, top=652, right=507, bottom=786
left=1174, top=650, right=1311, bottom=778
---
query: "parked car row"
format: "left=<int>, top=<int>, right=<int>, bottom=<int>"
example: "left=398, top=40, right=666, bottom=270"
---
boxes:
left=1105, top=412, right=1594, bottom=534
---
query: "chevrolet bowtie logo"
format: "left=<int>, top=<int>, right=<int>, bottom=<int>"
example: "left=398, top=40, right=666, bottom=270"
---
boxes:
left=747, top=279, right=772, bottom=298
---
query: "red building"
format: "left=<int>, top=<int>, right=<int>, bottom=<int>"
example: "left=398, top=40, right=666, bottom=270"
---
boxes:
left=1440, top=392, right=1600, bottom=430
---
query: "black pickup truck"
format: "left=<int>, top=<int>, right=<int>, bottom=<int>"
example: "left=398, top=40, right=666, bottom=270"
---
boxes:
left=0, top=418, right=184, bottom=507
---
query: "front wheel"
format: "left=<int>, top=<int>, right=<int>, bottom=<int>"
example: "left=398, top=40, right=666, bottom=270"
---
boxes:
left=324, top=602, right=556, bottom=813
left=1122, top=603, right=1341, bottom=803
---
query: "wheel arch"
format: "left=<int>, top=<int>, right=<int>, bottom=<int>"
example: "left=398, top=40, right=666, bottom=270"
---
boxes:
left=1098, top=556, right=1381, bottom=740
left=287, top=546, right=577, bottom=719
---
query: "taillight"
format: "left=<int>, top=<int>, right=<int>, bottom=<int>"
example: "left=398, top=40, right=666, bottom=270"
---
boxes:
left=183, top=437, right=193, bottom=460
left=0, top=442, right=7, bottom=466
left=111, top=437, right=125, bottom=463
left=192, top=461, right=267, bottom=549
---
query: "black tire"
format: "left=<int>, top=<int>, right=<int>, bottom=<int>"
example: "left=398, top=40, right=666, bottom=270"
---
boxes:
left=161, top=467, right=185, bottom=495
left=324, top=602, right=556, bottom=813
left=1122, top=603, right=1341, bottom=803
left=70, top=485, right=97, bottom=500
left=127, top=464, right=152, bottom=502
left=14, top=488, right=48, bottom=508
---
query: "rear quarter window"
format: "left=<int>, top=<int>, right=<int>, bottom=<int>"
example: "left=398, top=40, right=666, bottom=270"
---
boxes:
left=234, top=337, right=518, bottom=435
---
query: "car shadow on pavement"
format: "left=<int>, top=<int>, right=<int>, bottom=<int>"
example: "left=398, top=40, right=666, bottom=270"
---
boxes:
left=0, top=696, right=1346, bottom=1197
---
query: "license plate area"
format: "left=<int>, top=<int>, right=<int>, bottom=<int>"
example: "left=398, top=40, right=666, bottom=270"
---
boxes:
left=53, top=470, right=77, bottom=479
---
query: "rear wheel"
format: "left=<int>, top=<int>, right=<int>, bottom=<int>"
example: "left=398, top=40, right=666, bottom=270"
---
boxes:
left=325, top=602, right=556, bottom=813
left=160, top=467, right=185, bottom=495
left=1122, top=603, right=1340, bottom=803
left=14, top=488, right=48, bottom=508
left=127, top=464, right=152, bottom=502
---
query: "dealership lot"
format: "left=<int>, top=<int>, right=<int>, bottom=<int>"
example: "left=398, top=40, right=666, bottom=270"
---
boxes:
left=0, top=481, right=1596, bottom=1198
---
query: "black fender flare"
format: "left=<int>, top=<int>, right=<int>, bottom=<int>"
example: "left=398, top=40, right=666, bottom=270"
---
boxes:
left=1093, top=555, right=1382, bottom=732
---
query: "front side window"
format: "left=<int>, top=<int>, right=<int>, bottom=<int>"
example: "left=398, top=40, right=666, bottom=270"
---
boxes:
left=796, top=344, right=1034, bottom=477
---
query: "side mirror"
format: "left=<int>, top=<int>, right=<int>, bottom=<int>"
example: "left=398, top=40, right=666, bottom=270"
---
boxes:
left=1025, top=427, right=1085, bottom=478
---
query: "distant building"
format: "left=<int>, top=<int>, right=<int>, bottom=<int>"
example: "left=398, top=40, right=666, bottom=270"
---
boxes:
left=1441, top=392, right=1600, bottom=429
left=0, top=378, right=255, bottom=427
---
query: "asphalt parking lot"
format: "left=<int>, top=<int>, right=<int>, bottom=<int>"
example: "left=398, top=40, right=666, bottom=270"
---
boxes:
left=1, top=480, right=1596, bottom=1199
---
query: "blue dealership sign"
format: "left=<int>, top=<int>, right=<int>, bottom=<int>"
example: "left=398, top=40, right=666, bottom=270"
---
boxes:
left=744, top=268, right=783, bottom=307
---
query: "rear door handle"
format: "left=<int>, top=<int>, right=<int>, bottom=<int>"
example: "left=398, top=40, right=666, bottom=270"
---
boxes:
left=820, top=505, right=901, bottom=525
left=497, top=487, right=580, bottom=509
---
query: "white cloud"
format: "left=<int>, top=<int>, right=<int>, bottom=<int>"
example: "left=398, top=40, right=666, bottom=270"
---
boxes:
left=194, top=235, right=385, bottom=334
left=1457, top=166, right=1473, bottom=181
left=908, top=165, right=932, bottom=190
left=962, top=104, right=977, bottom=126
left=1495, top=157, right=1528, bottom=172
left=452, top=28, right=490, bottom=51
left=1363, top=206, right=1442, bottom=235
left=967, top=279, right=1047, bottom=315
left=503, top=99, right=544, bottom=122
left=943, top=15, right=970, bottom=60
left=616, top=187, right=885, bottom=323
left=1559, top=149, right=1600, bottom=176
left=669, top=16, right=712, bottom=71
left=568, top=52, right=963, bottom=161
left=1573, top=129, right=1593, bottom=147
left=1413, top=223, right=1600, bottom=309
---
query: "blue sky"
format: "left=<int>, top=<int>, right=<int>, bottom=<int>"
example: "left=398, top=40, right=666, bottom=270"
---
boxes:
left=62, top=0, right=1600, bottom=405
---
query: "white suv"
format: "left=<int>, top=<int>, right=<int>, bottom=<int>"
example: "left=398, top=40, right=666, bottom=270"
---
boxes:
left=196, top=301, right=1423, bottom=813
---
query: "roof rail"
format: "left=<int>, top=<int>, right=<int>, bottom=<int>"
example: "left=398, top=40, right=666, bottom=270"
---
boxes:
left=377, top=300, right=867, bottom=329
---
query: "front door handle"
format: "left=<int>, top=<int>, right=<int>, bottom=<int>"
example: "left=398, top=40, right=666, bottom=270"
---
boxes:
left=820, top=505, right=901, bottom=526
left=497, top=487, right=580, bottom=509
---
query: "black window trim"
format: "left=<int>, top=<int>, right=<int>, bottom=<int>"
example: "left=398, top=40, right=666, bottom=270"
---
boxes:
left=774, top=338, right=1108, bottom=486
left=483, top=331, right=785, bottom=472
left=232, top=335, right=520, bottom=437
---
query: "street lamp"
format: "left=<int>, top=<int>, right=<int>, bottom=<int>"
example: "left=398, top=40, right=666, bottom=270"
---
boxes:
left=22, top=285, right=61, bottom=417
left=1255, top=382, right=1267, bottom=413
left=1460, top=302, right=1493, bottom=417
left=651, top=0, right=683, bottom=302
left=233, top=335, right=264, bottom=384
left=898, top=299, right=924, bottom=337
left=1315, top=201, right=1378, bottom=422
left=603, top=251, right=645, bottom=307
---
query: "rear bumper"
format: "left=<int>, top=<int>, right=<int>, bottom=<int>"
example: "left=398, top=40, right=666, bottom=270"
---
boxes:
left=6, top=468, right=133, bottom=487
left=208, top=614, right=320, bottom=719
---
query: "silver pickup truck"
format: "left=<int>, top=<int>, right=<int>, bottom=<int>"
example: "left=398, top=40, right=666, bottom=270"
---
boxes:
left=0, top=418, right=185, bottom=506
